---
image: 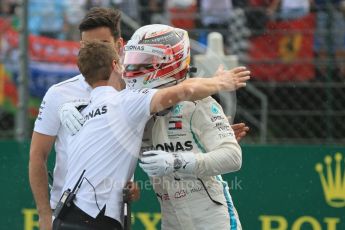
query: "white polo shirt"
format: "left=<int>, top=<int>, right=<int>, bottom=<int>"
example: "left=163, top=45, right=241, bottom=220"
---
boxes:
left=34, top=74, right=91, bottom=208
left=63, top=86, right=157, bottom=223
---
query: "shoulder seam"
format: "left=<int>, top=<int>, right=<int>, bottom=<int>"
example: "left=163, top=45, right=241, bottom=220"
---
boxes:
left=54, top=78, right=80, bottom=87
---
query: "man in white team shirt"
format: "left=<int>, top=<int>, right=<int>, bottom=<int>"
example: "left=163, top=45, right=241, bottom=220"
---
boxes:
left=28, top=8, right=139, bottom=230
left=53, top=40, right=249, bottom=229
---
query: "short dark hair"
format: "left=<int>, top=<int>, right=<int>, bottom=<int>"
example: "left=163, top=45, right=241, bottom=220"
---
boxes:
left=79, top=7, right=121, bottom=39
left=77, top=41, right=119, bottom=85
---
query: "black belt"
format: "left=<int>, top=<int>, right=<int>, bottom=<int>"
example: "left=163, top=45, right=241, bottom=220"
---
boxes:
left=53, top=202, right=122, bottom=230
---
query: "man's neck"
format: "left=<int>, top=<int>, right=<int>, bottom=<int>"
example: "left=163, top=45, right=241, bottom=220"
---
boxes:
left=91, top=80, right=108, bottom=89
left=108, top=75, right=125, bottom=91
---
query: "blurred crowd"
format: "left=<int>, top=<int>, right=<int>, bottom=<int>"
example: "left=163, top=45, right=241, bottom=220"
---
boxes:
left=1, top=0, right=345, bottom=77
left=1, top=0, right=345, bottom=141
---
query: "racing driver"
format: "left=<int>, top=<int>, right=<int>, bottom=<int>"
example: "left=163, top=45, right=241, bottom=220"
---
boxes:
left=123, top=24, right=243, bottom=230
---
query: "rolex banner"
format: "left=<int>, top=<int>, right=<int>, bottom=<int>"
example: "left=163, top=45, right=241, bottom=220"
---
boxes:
left=0, top=142, right=344, bottom=230
left=249, top=14, right=315, bottom=81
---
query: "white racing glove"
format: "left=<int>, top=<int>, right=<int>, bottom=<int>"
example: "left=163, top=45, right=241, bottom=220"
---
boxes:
left=59, top=101, right=88, bottom=135
left=139, top=150, right=197, bottom=177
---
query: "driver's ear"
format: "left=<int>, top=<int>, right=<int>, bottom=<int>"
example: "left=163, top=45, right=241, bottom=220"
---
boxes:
left=80, top=40, right=85, bottom=48
left=116, top=37, right=124, bottom=54
left=112, top=60, right=117, bottom=70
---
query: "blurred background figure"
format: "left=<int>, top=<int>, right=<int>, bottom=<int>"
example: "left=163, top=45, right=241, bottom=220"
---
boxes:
left=313, top=0, right=345, bottom=80
left=0, top=0, right=18, bottom=17
left=166, top=0, right=197, bottom=30
left=1, top=0, right=345, bottom=142
left=63, top=0, right=87, bottom=41
left=245, top=0, right=271, bottom=36
left=200, top=0, right=232, bottom=29
left=28, top=0, right=65, bottom=39
left=267, top=0, right=313, bottom=20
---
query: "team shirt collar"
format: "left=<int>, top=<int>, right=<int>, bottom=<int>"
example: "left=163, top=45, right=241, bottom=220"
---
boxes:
left=78, top=74, right=92, bottom=93
left=90, top=86, right=117, bottom=102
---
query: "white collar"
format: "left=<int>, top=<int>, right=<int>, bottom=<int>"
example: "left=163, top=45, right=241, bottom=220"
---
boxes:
left=78, top=74, right=93, bottom=93
left=90, top=86, right=118, bottom=102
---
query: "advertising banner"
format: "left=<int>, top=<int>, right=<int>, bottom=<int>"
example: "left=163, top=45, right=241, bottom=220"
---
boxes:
left=0, top=18, right=79, bottom=116
left=1, top=18, right=79, bottom=64
left=0, top=143, right=344, bottom=229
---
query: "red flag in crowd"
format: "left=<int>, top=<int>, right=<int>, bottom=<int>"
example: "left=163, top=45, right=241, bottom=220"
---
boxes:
left=0, top=18, right=79, bottom=64
left=29, top=35, right=79, bottom=63
left=249, top=14, right=315, bottom=81
left=0, top=18, right=79, bottom=116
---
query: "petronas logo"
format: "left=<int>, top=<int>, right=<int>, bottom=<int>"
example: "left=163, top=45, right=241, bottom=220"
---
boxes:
left=315, top=153, right=345, bottom=208
left=211, top=103, right=219, bottom=114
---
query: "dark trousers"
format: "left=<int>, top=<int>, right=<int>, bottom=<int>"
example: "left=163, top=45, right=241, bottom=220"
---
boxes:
left=53, top=202, right=122, bottom=230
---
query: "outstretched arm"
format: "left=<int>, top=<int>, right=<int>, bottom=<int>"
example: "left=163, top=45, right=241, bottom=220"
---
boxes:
left=58, top=66, right=250, bottom=134
left=150, top=66, right=250, bottom=113
left=191, top=100, right=243, bottom=176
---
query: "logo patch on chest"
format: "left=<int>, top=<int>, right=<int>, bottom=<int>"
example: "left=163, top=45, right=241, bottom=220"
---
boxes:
left=168, top=120, right=182, bottom=130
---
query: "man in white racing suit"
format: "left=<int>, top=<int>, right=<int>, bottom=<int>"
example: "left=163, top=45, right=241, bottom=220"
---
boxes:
left=150, top=99, right=242, bottom=230
left=122, top=24, right=243, bottom=230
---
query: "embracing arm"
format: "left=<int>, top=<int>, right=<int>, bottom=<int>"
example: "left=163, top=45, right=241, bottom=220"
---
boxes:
left=193, top=143, right=241, bottom=177
left=189, top=98, right=242, bottom=177
left=140, top=98, right=242, bottom=178
left=29, top=132, right=55, bottom=230
left=150, top=66, right=250, bottom=113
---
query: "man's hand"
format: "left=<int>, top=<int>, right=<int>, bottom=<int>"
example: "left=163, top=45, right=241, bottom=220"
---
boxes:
left=139, top=150, right=196, bottom=177
left=214, top=65, right=250, bottom=91
left=125, top=181, right=140, bottom=202
left=231, top=123, right=249, bottom=142
left=38, top=211, right=52, bottom=230
left=59, top=101, right=88, bottom=135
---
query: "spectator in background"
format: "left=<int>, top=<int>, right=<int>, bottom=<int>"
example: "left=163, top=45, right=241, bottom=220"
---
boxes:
left=200, top=0, right=232, bottom=29
left=267, top=0, right=313, bottom=20
left=0, top=0, right=17, bottom=16
left=85, top=0, right=111, bottom=9
left=29, top=0, right=65, bottom=39
left=197, top=0, right=250, bottom=61
left=113, top=0, right=140, bottom=22
left=0, top=0, right=19, bottom=30
left=228, top=1, right=251, bottom=60
left=314, top=0, right=345, bottom=79
left=149, top=0, right=166, bottom=24
left=166, top=0, right=197, bottom=30
left=249, top=0, right=273, bottom=7
left=112, top=0, right=141, bottom=40
left=63, top=0, right=87, bottom=41
left=246, top=0, right=272, bottom=36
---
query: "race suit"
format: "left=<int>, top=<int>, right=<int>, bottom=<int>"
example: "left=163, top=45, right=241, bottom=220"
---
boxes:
left=149, top=96, right=242, bottom=230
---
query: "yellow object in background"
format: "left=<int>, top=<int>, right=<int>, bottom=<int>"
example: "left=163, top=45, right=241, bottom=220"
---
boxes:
left=0, top=63, right=5, bottom=105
